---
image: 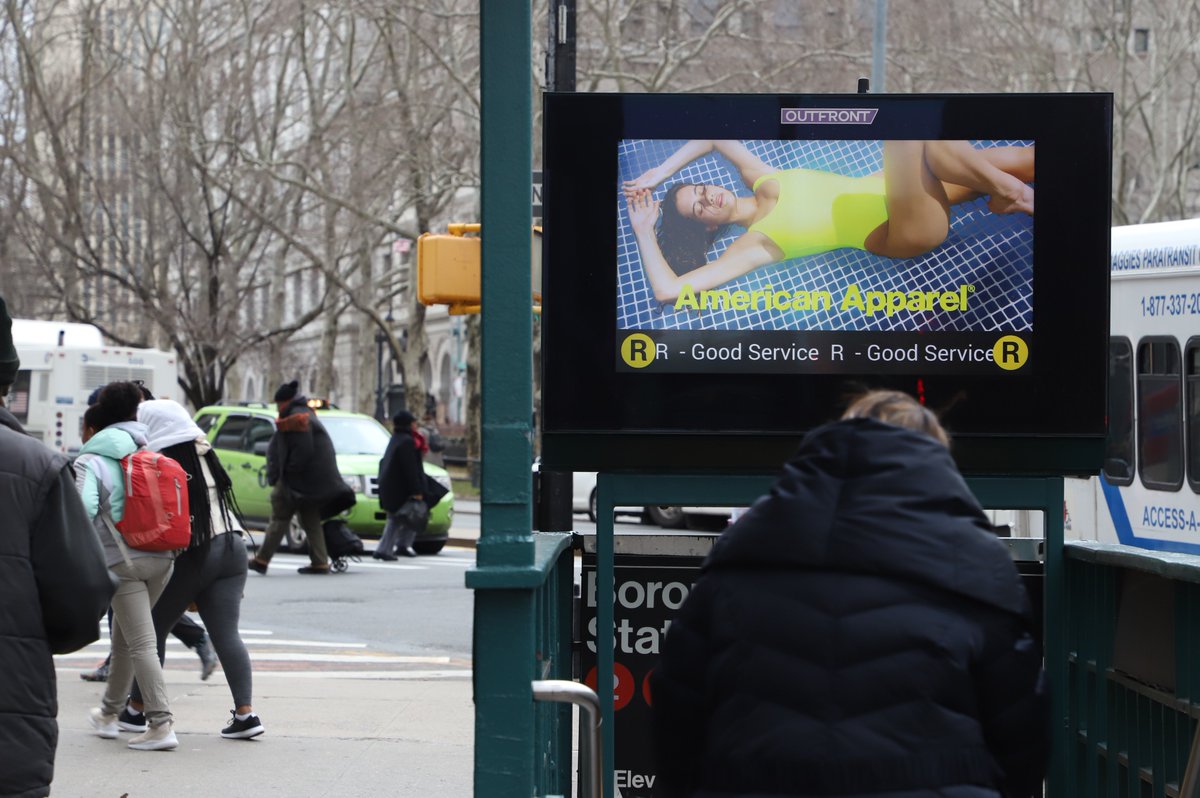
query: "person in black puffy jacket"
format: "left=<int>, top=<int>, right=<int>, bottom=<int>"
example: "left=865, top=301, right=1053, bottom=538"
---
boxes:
left=652, top=390, right=1049, bottom=798
left=0, top=296, right=115, bottom=797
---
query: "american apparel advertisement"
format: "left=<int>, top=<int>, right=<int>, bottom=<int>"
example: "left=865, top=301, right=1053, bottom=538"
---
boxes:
left=615, top=138, right=1035, bottom=375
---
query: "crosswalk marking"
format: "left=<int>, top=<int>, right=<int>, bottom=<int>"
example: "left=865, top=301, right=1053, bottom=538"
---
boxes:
left=58, top=650, right=452, bottom=664
left=59, top=630, right=470, bottom=679
left=258, top=552, right=474, bottom=571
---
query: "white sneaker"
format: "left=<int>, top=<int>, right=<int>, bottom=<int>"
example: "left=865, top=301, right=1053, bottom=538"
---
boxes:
left=127, top=721, right=178, bottom=751
left=88, top=707, right=118, bottom=739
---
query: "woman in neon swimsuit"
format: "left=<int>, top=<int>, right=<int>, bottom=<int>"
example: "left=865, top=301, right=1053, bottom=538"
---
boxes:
left=623, top=139, right=1034, bottom=304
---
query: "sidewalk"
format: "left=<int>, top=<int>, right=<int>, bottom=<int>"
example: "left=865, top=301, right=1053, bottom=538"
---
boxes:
left=53, top=668, right=474, bottom=797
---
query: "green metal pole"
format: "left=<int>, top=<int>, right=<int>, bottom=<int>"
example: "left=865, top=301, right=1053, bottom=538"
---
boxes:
left=1043, top=476, right=1067, bottom=798
left=597, top=474, right=615, bottom=798
left=474, top=1, right=534, bottom=796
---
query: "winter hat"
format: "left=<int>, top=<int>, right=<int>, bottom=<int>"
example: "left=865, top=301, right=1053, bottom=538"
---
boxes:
left=0, top=296, right=18, bottom=387
left=274, top=380, right=300, bottom=402
left=392, top=410, right=416, bottom=429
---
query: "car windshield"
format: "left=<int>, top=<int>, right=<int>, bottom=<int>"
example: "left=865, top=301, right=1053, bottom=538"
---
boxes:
left=320, top=416, right=392, bottom=455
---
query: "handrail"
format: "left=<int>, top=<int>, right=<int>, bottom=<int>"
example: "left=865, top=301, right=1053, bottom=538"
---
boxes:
left=1066, top=540, right=1200, bottom=585
left=532, top=680, right=602, bottom=798
left=465, top=532, right=572, bottom=589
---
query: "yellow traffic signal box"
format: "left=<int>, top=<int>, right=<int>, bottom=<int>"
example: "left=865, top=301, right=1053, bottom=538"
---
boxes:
left=417, top=231, right=481, bottom=308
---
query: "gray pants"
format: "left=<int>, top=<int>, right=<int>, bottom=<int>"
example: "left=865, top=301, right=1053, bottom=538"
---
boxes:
left=132, top=533, right=254, bottom=708
left=101, top=557, right=175, bottom=727
left=377, top=501, right=427, bottom=555
left=258, top=482, right=329, bottom=566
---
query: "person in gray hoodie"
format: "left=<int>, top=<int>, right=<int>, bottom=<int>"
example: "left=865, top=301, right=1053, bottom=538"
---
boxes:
left=75, top=382, right=178, bottom=751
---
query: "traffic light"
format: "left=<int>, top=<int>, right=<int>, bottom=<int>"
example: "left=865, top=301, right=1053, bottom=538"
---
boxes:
left=417, top=224, right=481, bottom=314
left=416, top=224, right=542, bottom=315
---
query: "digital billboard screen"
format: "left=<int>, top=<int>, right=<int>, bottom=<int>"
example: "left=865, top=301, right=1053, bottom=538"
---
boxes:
left=542, top=93, right=1111, bottom=474
left=617, top=138, right=1033, bottom=375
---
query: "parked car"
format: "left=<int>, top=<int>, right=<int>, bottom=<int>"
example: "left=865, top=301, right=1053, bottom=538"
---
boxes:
left=571, top=471, right=735, bottom=530
left=194, top=401, right=453, bottom=554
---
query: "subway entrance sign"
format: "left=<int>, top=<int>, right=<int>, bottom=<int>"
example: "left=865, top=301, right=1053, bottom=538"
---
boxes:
left=579, top=537, right=706, bottom=798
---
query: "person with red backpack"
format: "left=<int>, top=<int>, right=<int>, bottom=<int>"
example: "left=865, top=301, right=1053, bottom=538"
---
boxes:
left=120, top=399, right=264, bottom=740
left=79, top=383, right=219, bottom=685
left=74, top=381, right=179, bottom=751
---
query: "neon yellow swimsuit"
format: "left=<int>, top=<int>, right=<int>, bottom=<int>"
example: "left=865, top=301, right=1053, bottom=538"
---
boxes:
left=749, top=170, right=888, bottom=259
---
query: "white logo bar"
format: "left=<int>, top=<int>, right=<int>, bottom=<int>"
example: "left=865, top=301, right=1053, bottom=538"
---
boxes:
left=780, top=108, right=878, bottom=125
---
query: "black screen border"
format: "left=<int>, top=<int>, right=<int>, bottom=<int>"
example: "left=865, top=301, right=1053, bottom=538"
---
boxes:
left=541, top=92, right=1113, bottom=475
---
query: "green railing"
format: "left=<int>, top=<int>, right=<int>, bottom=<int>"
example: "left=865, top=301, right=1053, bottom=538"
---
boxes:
left=468, top=532, right=576, bottom=797
left=532, top=536, right=579, bottom=796
left=1065, top=542, right=1200, bottom=797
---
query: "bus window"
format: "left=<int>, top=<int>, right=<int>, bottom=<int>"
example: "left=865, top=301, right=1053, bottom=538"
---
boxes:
left=8, top=369, right=31, bottom=427
left=1186, top=339, right=1200, bottom=492
left=1104, top=337, right=1134, bottom=485
left=1137, top=337, right=1183, bottom=491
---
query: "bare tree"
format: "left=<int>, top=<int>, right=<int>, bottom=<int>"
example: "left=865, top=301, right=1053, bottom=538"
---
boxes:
left=573, top=0, right=1200, bottom=225
left=574, top=1, right=866, bottom=94
left=1, top=0, right=331, bottom=406
left=889, top=0, right=1200, bottom=223
left=0, top=0, right=482, bottom=414
left=219, top=0, right=480, bottom=418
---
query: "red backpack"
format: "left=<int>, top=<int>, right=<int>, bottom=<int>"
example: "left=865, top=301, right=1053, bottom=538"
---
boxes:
left=115, top=450, right=192, bottom=551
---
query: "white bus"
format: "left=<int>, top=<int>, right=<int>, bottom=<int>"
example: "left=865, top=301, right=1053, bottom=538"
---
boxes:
left=1063, top=218, right=1200, bottom=554
left=8, top=319, right=180, bottom=455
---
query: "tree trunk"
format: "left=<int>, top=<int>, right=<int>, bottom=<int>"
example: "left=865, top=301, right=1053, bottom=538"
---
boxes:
left=316, top=305, right=339, bottom=398
left=465, top=313, right=481, bottom=480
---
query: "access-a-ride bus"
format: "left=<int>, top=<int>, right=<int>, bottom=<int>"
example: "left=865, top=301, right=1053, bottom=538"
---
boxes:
left=8, top=318, right=179, bottom=455
left=1064, top=218, right=1200, bottom=554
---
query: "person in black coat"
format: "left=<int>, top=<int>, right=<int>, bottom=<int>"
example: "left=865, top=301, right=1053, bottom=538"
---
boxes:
left=374, top=410, right=429, bottom=560
left=0, top=296, right=115, bottom=797
left=652, top=390, right=1049, bottom=798
left=249, top=380, right=355, bottom=575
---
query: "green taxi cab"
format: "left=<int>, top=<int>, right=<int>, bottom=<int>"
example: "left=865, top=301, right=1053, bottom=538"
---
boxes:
left=194, top=401, right=453, bottom=554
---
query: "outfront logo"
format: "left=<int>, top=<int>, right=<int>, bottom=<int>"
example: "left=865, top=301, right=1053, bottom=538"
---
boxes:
left=780, top=108, right=878, bottom=125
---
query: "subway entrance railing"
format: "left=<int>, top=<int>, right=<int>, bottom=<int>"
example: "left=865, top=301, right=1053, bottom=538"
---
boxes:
left=1064, top=542, right=1200, bottom=797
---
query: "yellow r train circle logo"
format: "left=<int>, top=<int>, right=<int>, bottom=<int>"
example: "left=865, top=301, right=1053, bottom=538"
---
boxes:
left=992, top=335, right=1029, bottom=371
left=621, top=333, right=656, bottom=368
